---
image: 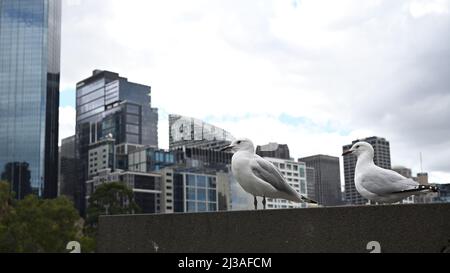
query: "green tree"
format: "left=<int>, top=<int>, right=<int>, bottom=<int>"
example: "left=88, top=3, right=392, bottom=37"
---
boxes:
left=0, top=181, right=13, bottom=220
left=0, top=181, right=95, bottom=253
left=86, top=182, right=140, bottom=233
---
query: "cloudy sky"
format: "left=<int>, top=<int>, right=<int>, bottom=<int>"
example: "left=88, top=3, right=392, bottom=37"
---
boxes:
left=59, top=0, right=450, bottom=184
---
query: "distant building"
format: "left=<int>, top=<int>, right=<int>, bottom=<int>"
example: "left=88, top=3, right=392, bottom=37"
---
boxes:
left=437, top=184, right=450, bottom=203
left=343, top=136, right=391, bottom=205
left=159, top=167, right=231, bottom=214
left=299, top=155, right=342, bottom=206
left=173, top=147, right=232, bottom=172
left=305, top=167, right=317, bottom=202
left=86, top=169, right=162, bottom=214
left=263, top=158, right=309, bottom=209
left=59, top=136, right=77, bottom=202
left=75, top=70, right=159, bottom=215
left=415, top=173, right=429, bottom=185
left=128, top=147, right=176, bottom=173
left=171, top=171, right=220, bottom=213
left=169, top=114, right=234, bottom=151
left=256, top=143, right=290, bottom=160
left=88, top=138, right=115, bottom=178
left=0, top=0, right=61, bottom=199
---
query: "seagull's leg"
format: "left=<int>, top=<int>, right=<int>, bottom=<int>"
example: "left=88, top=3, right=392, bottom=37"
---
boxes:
left=254, top=196, right=258, bottom=210
left=263, top=196, right=267, bottom=210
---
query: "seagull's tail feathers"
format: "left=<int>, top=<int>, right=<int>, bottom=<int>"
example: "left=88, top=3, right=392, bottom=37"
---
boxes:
left=300, top=195, right=318, bottom=205
left=392, top=184, right=439, bottom=194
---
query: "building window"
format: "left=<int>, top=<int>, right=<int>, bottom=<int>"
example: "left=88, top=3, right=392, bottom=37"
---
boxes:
left=187, top=201, right=196, bottom=212
left=208, top=189, right=217, bottom=202
left=197, top=188, right=207, bottom=201
left=187, top=175, right=196, bottom=186
left=197, top=202, right=207, bottom=212
left=299, top=168, right=305, bottom=178
left=187, top=188, right=196, bottom=200
left=208, top=177, right=216, bottom=188
left=197, top=176, right=206, bottom=187
left=208, top=203, right=217, bottom=211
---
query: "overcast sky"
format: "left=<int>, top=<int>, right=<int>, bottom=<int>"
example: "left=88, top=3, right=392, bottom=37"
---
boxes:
left=59, top=0, right=450, bottom=184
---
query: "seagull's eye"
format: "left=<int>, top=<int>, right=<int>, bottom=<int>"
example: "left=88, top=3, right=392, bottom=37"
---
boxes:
left=237, top=141, right=242, bottom=144
left=356, top=145, right=360, bottom=149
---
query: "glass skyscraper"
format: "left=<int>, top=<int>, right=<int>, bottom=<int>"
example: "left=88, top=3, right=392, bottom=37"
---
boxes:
left=75, top=70, right=158, bottom=214
left=0, top=0, right=61, bottom=199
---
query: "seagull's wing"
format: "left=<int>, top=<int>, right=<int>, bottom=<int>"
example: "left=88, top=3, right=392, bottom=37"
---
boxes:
left=360, top=166, right=420, bottom=195
left=250, top=155, right=303, bottom=200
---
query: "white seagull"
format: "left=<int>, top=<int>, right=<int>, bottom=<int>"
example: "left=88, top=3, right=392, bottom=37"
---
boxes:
left=342, top=141, right=439, bottom=204
left=221, top=138, right=317, bottom=209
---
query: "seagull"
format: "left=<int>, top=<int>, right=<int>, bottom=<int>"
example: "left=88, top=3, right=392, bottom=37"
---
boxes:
left=342, top=141, right=439, bottom=204
left=221, top=138, right=317, bottom=209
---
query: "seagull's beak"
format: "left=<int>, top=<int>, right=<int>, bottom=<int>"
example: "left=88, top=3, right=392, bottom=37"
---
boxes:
left=220, top=145, right=233, bottom=152
left=342, top=150, right=353, bottom=156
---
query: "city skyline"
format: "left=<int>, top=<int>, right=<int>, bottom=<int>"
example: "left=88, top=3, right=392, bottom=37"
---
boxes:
left=58, top=0, right=449, bottom=184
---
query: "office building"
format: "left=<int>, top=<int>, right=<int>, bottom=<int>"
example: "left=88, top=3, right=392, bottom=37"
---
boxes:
left=305, top=166, right=317, bottom=202
left=159, top=168, right=231, bottom=213
left=343, top=136, right=391, bottom=205
left=173, top=147, right=232, bottom=172
left=172, top=171, right=219, bottom=213
left=59, top=136, right=77, bottom=202
left=416, top=173, right=429, bottom=185
left=169, top=114, right=234, bottom=151
left=75, top=70, right=158, bottom=214
left=256, top=143, right=291, bottom=160
left=86, top=169, right=162, bottom=214
left=299, top=155, right=342, bottom=206
left=0, top=0, right=61, bottom=199
left=128, top=147, right=176, bottom=173
left=264, top=158, right=309, bottom=209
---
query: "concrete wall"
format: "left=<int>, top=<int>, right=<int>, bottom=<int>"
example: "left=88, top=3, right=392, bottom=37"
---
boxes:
left=98, top=203, right=450, bottom=253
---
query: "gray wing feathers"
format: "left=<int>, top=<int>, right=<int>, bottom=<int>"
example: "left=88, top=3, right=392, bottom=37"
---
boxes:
left=251, top=157, right=298, bottom=196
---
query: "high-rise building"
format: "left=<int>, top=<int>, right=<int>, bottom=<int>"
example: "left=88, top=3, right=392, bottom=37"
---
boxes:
left=299, top=155, right=342, bottom=206
left=59, top=136, right=77, bottom=201
left=75, top=70, right=158, bottom=214
left=169, top=114, right=234, bottom=151
left=343, top=136, right=391, bottom=205
left=264, top=158, right=309, bottom=209
left=416, top=173, right=429, bottom=185
left=256, top=143, right=291, bottom=160
left=305, top=166, right=317, bottom=202
left=0, top=0, right=61, bottom=199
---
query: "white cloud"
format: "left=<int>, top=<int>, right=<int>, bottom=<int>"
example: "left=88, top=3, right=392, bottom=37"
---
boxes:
left=409, top=0, right=449, bottom=18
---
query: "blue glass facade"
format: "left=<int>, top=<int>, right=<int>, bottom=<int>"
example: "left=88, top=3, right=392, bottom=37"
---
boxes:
left=75, top=70, right=158, bottom=215
left=0, top=0, right=61, bottom=199
left=185, top=174, right=217, bottom=212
